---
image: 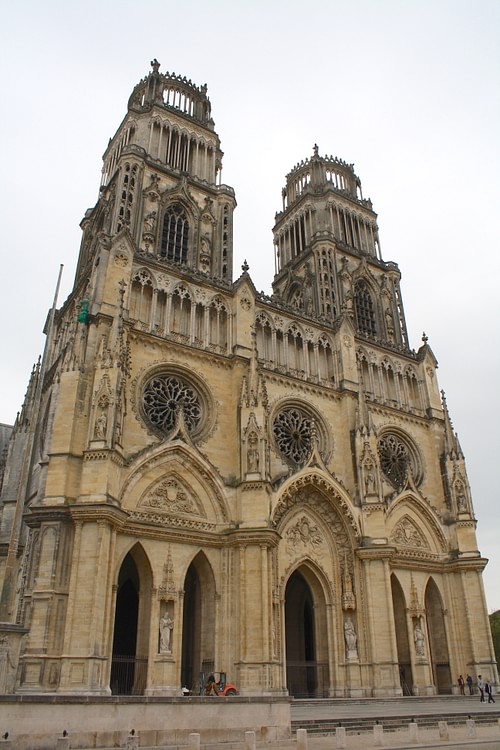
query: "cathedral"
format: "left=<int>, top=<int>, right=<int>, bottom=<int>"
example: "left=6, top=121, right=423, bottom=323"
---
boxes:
left=0, top=60, right=497, bottom=699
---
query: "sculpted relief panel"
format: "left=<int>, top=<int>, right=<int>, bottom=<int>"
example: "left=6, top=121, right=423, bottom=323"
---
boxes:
left=285, top=514, right=326, bottom=560
left=390, top=516, right=429, bottom=549
left=139, top=475, right=205, bottom=517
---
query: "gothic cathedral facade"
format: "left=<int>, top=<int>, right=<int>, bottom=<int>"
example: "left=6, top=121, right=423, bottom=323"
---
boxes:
left=0, top=61, right=497, bottom=698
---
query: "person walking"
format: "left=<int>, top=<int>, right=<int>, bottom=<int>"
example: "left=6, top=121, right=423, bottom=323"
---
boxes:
left=485, top=680, right=495, bottom=703
left=458, top=675, right=465, bottom=695
left=478, top=675, right=485, bottom=702
left=466, top=674, right=474, bottom=695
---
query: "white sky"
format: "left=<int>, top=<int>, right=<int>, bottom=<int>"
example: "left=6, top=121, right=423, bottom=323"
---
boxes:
left=0, top=0, right=499, bottom=612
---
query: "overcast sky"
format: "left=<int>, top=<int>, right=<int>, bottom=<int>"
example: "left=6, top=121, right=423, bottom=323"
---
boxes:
left=0, top=0, right=498, bottom=611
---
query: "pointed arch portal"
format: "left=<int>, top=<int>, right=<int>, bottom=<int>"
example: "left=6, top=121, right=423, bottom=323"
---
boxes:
left=110, top=546, right=152, bottom=695
left=391, top=575, right=413, bottom=694
left=285, top=568, right=329, bottom=697
left=425, top=578, right=451, bottom=694
left=181, top=552, right=216, bottom=693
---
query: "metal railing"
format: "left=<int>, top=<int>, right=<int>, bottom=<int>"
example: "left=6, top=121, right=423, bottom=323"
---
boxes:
left=286, top=661, right=329, bottom=698
left=110, top=655, right=148, bottom=695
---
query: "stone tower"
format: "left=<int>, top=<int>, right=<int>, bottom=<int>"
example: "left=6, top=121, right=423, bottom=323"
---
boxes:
left=0, top=61, right=496, bottom=698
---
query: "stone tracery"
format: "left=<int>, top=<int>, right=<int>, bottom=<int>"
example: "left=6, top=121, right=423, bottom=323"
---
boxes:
left=143, top=373, right=202, bottom=436
left=273, top=407, right=313, bottom=466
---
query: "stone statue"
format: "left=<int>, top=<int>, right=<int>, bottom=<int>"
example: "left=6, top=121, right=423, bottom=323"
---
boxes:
left=414, top=622, right=425, bottom=657
left=159, top=613, right=174, bottom=653
left=144, top=211, right=156, bottom=234
left=247, top=433, right=259, bottom=472
left=0, top=636, right=15, bottom=693
left=344, top=617, right=358, bottom=659
left=94, top=411, right=107, bottom=440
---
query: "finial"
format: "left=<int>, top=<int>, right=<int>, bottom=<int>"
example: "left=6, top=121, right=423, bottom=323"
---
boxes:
left=150, top=59, right=160, bottom=73
left=421, top=331, right=428, bottom=343
left=313, top=143, right=319, bottom=156
left=242, top=260, right=249, bottom=272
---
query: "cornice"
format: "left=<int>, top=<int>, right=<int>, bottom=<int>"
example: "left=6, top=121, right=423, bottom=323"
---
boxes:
left=23, top=506, right=72, bottom=527
left=69, top=504, right=129, bottom=527
left=127, top=328, right=234, bottom=370
left=368, top=402, right=431, bottom=428
left=264, top=370, right=341, bottom=400
left=224, top=527, right=281, bottom=548
left=356, top=545, right=396, bottom=561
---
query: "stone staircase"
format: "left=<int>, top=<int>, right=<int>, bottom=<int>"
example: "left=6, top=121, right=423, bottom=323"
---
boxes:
left=291, top=697, right=500, bottom=736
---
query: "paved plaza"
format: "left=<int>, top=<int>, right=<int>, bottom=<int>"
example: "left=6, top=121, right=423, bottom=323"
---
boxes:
left=289, top=696, right=500, bottom=750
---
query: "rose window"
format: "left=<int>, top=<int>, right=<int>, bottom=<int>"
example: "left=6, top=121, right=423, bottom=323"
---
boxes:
left=378, top=434, right=409, bottom=490
left=273, top=407, right=313, bottom=466
left=143, top=374, right=201, bottom=436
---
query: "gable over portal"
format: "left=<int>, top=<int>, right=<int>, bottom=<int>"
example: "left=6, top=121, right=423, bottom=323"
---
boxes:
left=119, top=442, right=229, bottom=526
left=386, top=493, right=447, bottom=555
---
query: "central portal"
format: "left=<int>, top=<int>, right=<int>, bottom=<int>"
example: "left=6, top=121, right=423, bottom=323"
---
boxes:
left=285, top=567, right=329, bottom=697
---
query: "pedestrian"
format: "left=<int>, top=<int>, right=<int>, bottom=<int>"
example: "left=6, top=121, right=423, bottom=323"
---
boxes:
left=457, top=674, right=465, bottom=695
left=485, top=680, right=495, bottom=703
left=478, top=675, right=485, bottom=702
left=466, top=674, right=473, bottom=695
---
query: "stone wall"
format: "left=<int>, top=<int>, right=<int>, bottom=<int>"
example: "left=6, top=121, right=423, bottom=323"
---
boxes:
left=0, top=696, right=291, bottom=750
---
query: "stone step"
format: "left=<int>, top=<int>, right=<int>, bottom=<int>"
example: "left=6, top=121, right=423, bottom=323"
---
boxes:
left=292, top=711, right=500, bottom=735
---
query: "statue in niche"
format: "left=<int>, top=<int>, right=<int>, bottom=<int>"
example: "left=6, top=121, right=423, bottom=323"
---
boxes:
left=0, top=636, right=15, bottom=694
left=457, top=492, right=467, bottom=512
left=303, top=263, right=314, bottom=314
left=456, top=481, right=467, bottom=512
left=159, top=612, right=174, bottom=653
left=94, top=411, right=107, bottom=440
left=344, top=289, right=353, bottom=313
left=144, top=211, right=157, bottom=234
left=200, top=235, right=211, bottom=256
left=247, top=432, right=259, bottom=473
left=363, top=456, right=376, bottom=495
left=414, top=621, right=425, bottom=657
left=291, top=287, right=303, bottom=310
left=344, top=617, right=358, bottom=659
left=385, top=306, right=395, bottom=340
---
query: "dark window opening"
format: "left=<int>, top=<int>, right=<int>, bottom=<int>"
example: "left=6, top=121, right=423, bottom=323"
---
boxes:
left=355, top=281, right=376, bottom=336
left=160, top=203, right=189, bottom=262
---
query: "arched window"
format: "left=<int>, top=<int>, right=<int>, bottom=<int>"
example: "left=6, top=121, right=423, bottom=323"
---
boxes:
left=160, top=203, right=189, bottom=262
left=354, top=280, right=376, bottom=336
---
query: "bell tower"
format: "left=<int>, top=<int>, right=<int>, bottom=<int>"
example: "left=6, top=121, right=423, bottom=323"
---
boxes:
left=76, top=59, right=236, bottom=289
left=272, top=146, right=409, bottom=350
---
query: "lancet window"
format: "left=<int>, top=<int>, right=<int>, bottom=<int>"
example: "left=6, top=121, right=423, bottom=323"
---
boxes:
left=317, top=335, right=335, bottom=383
left=255, top=314, right=336, bottom=386
left=170, top=286, right=191, bottom=339
left=117, top=162, right=138, bottom=232
left=354, top=280, right=376, bottom=336
left=160, top=203, right=189, bottom=262
left=287, top=326, right=305, bottom=373
left=222, top=204, right=230, bottom=278
left=317, top=248, right=337, bottom=317
left=357, top=350, right=424, bottom=416
left=130, top=269, right=154, bottom=323
left=208, top=297, right=228, bottom=352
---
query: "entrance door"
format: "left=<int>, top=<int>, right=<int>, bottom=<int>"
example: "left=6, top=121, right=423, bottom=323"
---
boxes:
left=110, top=546, right=151, bottom=695
left=425, top=578, right=451, bottom=694
left=181, top=552, right=216, bottom=693
left=285, top=568, right=328, bottom=697
left=391, top=575, right=413, bottom=694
